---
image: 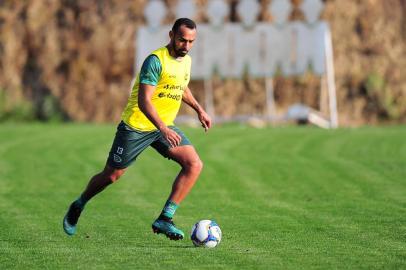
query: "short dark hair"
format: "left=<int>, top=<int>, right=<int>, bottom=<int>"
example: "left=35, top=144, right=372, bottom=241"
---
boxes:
left=172, top=18, right=196, bottom=34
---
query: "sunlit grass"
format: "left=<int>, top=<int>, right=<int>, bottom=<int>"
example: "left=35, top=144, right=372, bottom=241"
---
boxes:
left=0, top=123, right=405, bottom=269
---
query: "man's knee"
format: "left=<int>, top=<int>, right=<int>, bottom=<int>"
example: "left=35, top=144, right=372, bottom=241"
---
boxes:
left=169, top=146, right=203, bottom=173
left=110, top=170, right=125, bottom=182
left=184, top=157, right=203, bottom=174
left=103, top=167, right=126, bottom=183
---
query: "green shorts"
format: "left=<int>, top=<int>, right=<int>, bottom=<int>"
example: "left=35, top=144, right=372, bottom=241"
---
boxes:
left=107, top=121, right=192, bottom=169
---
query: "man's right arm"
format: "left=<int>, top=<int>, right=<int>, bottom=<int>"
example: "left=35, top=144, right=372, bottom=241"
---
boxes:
left=138, top=84, right=181, bottom=147
left=137, top=55, right=181, bottom=147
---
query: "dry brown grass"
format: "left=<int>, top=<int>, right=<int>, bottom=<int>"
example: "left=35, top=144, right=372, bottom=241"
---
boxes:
left=0, top=0, right=404, bottom=125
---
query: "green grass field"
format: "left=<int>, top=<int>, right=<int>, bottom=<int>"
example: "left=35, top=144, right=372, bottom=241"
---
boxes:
left=0, top=123, right=405, bottom=269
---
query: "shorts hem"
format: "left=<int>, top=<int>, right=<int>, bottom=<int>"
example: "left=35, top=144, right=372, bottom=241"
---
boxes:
left=106, top=160, right=130, bottom=170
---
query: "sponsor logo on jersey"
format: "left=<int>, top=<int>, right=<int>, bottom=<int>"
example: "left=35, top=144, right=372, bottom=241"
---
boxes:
left=157, top=92, right=182, bottom=101
left=163, top=84, right=186, bottom=91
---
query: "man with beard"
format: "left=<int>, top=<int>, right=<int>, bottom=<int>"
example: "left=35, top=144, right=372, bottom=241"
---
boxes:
left=63, top=18, right=211, bottom=241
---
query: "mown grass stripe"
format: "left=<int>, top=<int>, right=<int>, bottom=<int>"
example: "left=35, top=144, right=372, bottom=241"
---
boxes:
left=0, top=124, right=405, bottom=269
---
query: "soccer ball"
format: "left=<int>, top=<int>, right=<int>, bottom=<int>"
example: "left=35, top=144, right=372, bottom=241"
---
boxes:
left=190, top=220, right=222, bottom=248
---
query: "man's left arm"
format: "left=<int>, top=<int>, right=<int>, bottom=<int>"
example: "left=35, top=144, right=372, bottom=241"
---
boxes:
left=182, top=87, right=212, bottom=132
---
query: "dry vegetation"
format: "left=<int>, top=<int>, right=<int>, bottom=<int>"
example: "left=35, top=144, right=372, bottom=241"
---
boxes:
left=0, top=0, right=405, bottom=125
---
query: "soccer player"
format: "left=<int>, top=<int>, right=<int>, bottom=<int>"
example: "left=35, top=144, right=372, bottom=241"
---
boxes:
left=63, top=18, right=211, bottom=240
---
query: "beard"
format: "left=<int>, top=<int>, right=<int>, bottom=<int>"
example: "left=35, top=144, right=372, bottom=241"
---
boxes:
left=171, top=40, right=188, bottom=57
left=173, top=48, right=188, bottom=57
left=175, top=49, right=188, bottom=57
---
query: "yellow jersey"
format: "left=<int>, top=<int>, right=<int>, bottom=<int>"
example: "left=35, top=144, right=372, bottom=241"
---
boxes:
left=121, top=47, right=191, bottom=131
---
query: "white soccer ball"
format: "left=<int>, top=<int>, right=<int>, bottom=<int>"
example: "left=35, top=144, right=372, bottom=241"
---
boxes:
left=190, top=219, right=222, bottom=248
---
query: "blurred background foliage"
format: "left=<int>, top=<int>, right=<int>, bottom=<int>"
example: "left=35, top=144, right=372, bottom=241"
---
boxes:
left=0, top=0, right=405, bottom=125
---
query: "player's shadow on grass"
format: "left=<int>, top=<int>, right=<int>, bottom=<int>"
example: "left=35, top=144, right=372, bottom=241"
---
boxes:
left=142, top=243, right=196, bottom=249
left=149, top=243, right=196, bottom=249
left=173, top=245, right=196, bottom=249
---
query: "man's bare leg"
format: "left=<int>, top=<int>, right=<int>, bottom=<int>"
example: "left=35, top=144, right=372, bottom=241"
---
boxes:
left=63, top=165, right=126, bottom=236
left=152, top=145, right=203, bottom=240
left=166, top=145, right=203, bottom=204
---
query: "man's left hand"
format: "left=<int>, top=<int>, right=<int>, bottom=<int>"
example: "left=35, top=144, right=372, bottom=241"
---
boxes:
left=198, top=111, right=212, bottom=132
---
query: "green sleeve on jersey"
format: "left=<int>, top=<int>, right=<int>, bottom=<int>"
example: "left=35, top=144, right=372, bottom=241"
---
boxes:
left=139, top=55, right=162, bottom=86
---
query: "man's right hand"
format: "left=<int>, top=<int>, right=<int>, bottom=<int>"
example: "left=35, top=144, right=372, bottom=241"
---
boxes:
left=160, top=126, right=182, bottom=147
